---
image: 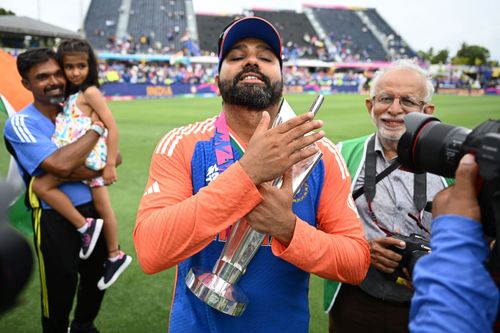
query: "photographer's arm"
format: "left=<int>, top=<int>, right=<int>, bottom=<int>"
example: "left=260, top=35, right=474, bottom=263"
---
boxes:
left=409, top=154, right=499, bottom=333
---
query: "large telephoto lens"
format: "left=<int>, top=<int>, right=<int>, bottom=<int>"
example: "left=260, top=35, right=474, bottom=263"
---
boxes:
left=397, top=113, right=471, bottom=178
left=398, top=114, right=500, bottom=240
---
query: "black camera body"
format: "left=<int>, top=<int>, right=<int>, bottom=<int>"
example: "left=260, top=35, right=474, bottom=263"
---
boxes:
left=397, top=113, right=500, bottom=241
left=386, top=233, right=431, bottom=282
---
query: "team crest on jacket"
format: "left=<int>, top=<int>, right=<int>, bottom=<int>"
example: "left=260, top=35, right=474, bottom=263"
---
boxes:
left=293, top=183, right=309, bottom=203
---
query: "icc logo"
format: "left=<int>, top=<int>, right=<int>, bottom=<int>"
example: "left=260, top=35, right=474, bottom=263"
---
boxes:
left=206, top=164, right=219, bottom=183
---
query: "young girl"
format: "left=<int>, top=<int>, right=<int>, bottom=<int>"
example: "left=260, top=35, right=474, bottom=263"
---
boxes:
left=32, top=39, right=132, bottom=290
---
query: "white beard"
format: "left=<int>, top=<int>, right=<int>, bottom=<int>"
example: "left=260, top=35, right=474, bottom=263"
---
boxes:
left=370, top=108, right=405, bottom=143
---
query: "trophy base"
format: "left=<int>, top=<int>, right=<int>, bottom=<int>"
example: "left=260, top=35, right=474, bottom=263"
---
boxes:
left=185, top=267, right=248, bottom=316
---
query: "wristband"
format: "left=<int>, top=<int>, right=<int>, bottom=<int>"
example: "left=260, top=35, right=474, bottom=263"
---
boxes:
left=89, top=124, right=104, bottom=136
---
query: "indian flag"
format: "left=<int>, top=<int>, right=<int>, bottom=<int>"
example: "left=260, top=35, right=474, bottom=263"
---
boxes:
left=1, top=94, right=32, bottom=235
left=0, top=49, right=33, bottom=235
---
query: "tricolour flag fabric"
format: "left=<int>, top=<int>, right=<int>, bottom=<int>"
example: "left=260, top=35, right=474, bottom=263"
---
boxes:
left=0, top=49, right=33, bottom=235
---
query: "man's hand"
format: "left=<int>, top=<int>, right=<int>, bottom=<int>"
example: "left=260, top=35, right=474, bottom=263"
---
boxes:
left=62, top=152, right=122, bottom=182
left=61, top=165, right=100, bottom=181
left=432, top=154, right=480, bottom=222
left=369, top=237, right=406, bottom=273
left=246, top=168, right=297, bottom=246
left=239, top=111, right=324, bottom=185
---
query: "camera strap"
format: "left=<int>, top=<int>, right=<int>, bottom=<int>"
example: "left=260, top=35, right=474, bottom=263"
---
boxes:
left=354, top=135, right=430, bottom=236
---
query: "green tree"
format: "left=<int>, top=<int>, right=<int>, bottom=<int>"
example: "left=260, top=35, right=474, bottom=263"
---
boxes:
left=452, top=43, right=490, bottom=66
left=417, top=47, right=434, bottom=62
left=417, top=48, right=448, bottom=64
left=431, top=49, right=449, bottom=64
left=0, top=8, right=15, bottom=15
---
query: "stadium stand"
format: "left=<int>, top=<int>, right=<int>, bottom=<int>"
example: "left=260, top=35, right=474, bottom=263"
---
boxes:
left=84, top=0, right=122, bottom=50
left=363, top=8, right=415, bottom=59
left=250, top=10, right=325, bottom=59
left=195, top=14, right=237, bottom=55
left=81, top=1, right=416, bottom=62
left=1, top=1, right=495, bottom=98
left=127, top=0, right=188, bottom=53
left=309, top=6, right=387, bottom=61
left=84, top=0, right=189, bottom=54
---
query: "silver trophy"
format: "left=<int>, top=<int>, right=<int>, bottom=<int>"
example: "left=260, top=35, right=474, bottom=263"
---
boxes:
left=185, top=95, right=324, bottom=316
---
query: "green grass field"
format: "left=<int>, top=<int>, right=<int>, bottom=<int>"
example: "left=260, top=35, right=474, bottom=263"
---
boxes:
left=0, top=94, right=499, bottom=332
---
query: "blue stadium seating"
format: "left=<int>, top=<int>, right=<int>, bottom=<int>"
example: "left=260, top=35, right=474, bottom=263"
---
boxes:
left=251, top=10, right=317, bottom=49
left=364, top=8, right=415, bottom=58
left=84, top=0, right=188, bottom=52
left=83, top=1, right=413, bottom=62
left=127, top=0, right=187, bottom=52
left=195, top=14, right=237, bottom=55
left=84, top=0, right=122, bottom=50
left=311, top=7, right=387, bottom=61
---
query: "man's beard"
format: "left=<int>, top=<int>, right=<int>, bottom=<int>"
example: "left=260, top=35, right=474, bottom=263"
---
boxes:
left=218, top=66, right=283, bottom=111
left=48, top=96, right=65, bottom=105
left=44, top=84, right=66, bottom=105
left=370, top=108, right=405, bottom=143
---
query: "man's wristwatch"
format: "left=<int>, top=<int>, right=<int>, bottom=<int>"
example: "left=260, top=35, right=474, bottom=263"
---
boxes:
left=89, top=123, right=105, bottom=136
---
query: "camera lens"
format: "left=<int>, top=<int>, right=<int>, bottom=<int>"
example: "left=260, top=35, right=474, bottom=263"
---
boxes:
left=398, top=113, right=471, bottom=178
left=397, top=114, right=500, bottom=240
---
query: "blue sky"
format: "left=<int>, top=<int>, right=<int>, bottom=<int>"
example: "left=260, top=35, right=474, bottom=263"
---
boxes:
left=3, top=0, right=500, bottom=61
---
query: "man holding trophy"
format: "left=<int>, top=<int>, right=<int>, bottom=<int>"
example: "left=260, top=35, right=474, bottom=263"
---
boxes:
left=134, top=16, right=369, bottom=333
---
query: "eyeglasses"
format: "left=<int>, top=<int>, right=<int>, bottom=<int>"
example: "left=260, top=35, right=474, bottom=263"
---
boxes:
left=372, top=93, right=425, bottom=111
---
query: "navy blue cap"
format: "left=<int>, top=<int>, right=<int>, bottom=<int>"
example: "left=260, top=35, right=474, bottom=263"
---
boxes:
left=217, top=16, right=283, bottom=72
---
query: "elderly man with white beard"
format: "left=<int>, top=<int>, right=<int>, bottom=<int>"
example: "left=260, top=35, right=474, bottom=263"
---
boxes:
left=325, top=59, right=454, bottom=333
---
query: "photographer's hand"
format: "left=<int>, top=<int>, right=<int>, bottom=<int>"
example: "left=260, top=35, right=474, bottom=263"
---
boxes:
left=369, top=237, right=406, bottom=273
left=432, top=154, right=480, bottom=222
